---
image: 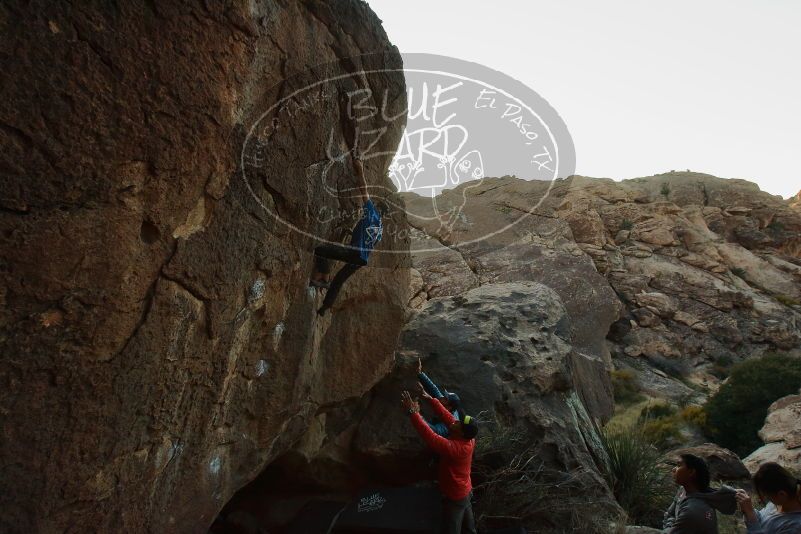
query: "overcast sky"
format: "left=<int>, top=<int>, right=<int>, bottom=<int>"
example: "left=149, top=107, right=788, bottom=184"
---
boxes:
left=367, top=0, right=800, bottom=199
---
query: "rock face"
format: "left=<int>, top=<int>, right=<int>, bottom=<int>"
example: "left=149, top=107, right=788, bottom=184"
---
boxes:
left=355, top=282, right=621, bottom=531
left=404, top=172, right=801, bottom=396
left=790, top=190, right=801, bottom=211
left=745, top=390, right=801, bottom=474
left=0, top=2, right=408, bottom=533
left=403, top=177, right=623, bottom=421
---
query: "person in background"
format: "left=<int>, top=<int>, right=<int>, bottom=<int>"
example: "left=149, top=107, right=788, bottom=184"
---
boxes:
left=416, top=358, right=463, bottom=438
left=401, top=389, right=478, bottom=534
left=663, top=454, right=738, bottom=534
left=736, top=462, right=801, bottom=534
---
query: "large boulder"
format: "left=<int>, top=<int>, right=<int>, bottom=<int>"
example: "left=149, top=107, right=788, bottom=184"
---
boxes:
left=402, top=177, right=624, bottom=418
left=0, top=2, right=408, bottom=532
left=354, top=282, right=621, bottom=531
left=745, top=391, right=801, bottom=474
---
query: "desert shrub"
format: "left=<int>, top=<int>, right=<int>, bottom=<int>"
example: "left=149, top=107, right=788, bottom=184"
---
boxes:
left=639, top=403, right=676, bottom=421
left=611, top=369, right=645, bottom=405
left=601, top=425, right=673, bottom=527
left=473, top=419, right=617, bottom=533
left=641, top=418, right=683, bottom=450
left=676, top=392, right=696, bottom=409
left=704, top=354, right=801, bottom=457
left=710, top=355, right=736, bottom=379
left=621, top=219, right=634, bottom=231
left=680, top=405, right=707, bottom=428
left=731, top=267, right=747, bottom=279
left=630, top=403, right=686, bottom=451
left=776, top=295, right=800, bottom=307
left=767, top=219, right=785, bottom=233
left=660, top=182, right=671, bottom=198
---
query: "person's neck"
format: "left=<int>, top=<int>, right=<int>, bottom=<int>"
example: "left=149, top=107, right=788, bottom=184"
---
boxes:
left=683, top=483, right=701, bottom=495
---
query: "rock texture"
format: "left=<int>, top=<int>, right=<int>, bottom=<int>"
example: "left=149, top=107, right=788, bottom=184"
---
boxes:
left=404, top=172, right=801, bottom=396
left=745, top=390, right=801, bottom=474
left=0, top=2, right=408, bottom=533
left=668, top=443, right=750, bottom=482
left=404, top=177, right=623, bottom=421
left=355, top=282, right=621, bottom=531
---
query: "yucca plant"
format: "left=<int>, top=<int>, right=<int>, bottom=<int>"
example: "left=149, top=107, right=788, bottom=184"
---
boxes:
left=601, top=425, right=673, bottom=527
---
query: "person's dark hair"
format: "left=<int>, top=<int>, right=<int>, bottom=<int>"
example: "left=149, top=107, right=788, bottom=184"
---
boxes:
left=753, top=462, right=801, bottom=500
left=460, top=414, right=479, bottom=440
left=681, top=454, right=711, bottom=491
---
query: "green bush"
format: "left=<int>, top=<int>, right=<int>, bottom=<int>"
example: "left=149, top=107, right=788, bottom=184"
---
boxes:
left=636, top=404, right=683, bottom=450
left=621, top=219, right=634, bottom=231
left=611, top=369, right=645, bottom=405
left=601, top=425, right=673, bottom=527
left=680, top=405, right=707, bottom=428
left=641, top=418, right=683, bottom=450
left=709, top=355, right=736, bottom=379
left=660, top=182, right=671, bottom=198
left=704, top=354, right=801, bottom=457
left=767, top=219, right=785, bottom=233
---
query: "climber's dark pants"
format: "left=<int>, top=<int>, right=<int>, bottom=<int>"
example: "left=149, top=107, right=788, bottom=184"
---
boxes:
left=314, top=244, right=367, bottom=313
left=442, top=492, right=476, bottom=534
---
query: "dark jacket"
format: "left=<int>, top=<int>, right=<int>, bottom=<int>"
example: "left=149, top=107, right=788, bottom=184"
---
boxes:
left=663, top=486, right=738, bottom=534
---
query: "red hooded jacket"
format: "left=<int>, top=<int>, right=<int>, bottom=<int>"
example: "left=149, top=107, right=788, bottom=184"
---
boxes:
left=410, top=397, right=475, bottom=501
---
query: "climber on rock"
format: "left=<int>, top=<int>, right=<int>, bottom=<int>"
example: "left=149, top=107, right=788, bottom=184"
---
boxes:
left=310, top=146, right=383, bottom=316
left=401, top=389, right=479, bottom=534
left=416, top=357, right=463, bottom=438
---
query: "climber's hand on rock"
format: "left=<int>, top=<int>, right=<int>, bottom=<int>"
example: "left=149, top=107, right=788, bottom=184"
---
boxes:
left=417, top=357, right=423, bottom=374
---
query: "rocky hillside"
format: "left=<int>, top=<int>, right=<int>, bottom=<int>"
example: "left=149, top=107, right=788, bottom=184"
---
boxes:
left=403, top=172, right=801, bottom=403
left=0, top=1, right=408, bottom=532
left=745, top=388, right=801, bottom=474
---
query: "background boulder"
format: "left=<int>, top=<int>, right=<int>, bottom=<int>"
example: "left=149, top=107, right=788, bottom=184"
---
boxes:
left=745, top=390, right=801, bottom=475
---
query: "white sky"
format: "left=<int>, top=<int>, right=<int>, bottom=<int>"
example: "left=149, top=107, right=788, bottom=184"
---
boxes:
left=367, top=0, right=801, bottom=199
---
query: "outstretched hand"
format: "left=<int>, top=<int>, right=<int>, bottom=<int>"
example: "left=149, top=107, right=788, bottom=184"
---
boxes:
left=417, top=382, right=432, bottom=400
left=401, top=390, right=420, bottom=414
left=417, top=357, right=423, bottom=374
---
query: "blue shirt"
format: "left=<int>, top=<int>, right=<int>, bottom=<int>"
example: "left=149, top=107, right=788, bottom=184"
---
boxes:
left=350, top=199, right=382, bottom=262
left=747, top=502, right=801, bottom=534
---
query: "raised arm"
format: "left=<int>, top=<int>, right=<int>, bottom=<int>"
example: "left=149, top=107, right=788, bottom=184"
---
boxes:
left=418, top=372, right=444, bottom=399
left=410, top=411, right=456, bottom=456
left=428, top=396, right=457, bottom=426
